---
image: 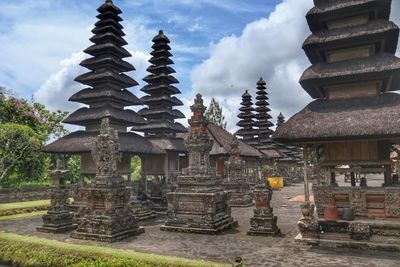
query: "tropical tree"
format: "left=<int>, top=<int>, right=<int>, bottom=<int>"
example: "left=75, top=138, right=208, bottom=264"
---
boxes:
left=0, top=96, right=68, bottom=187
left=205, top=98, right=227, bottom=129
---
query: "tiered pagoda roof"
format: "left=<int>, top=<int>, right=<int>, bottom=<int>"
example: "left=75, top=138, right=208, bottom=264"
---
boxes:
left=273, top=0, right=400, bottom=143
left=132, top=30, right=186, bottom=139
left=44, top=0, right=162, bottom=155
left=252, top=78, right=282, bottom=160
left=276, top=112, right=285, bottom=128
left=235, top=90, right=258, bottom=147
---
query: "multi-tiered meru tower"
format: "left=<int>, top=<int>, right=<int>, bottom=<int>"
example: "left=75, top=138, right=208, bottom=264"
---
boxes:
left=235, top=90, right=258, bottom=147
left=254, top=78, right=283, bottom=162
left=274, top=0, right=400, bottom=250
left=44, top=0, right=163, bottom=175
left=132, top=30, right=186, bottom=136
left=161, top=94, right=238, bottom=234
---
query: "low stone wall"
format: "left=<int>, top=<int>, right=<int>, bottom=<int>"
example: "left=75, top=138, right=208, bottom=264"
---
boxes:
left=0, top=187, right=51, bottom=203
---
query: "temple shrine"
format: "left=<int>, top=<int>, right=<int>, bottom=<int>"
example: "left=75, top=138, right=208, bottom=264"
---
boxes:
left=274, top=0, right=400, bottom=249
left=161, top=94, right=238, bottom=234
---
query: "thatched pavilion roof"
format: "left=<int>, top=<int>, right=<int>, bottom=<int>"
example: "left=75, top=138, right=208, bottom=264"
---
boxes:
left=303, top=20, right=399, bottom=64
left=44, top=131, right=165, bottom=155
left=300, top=53, right=400, bottom=98
left=178, top=123, right=262, bottom=158
left=272, top=93, right=400, bottom=143
left=307, top=0, right=391, bottom=31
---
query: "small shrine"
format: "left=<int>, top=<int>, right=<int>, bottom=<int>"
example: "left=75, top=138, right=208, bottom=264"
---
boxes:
left=161, top=94, right=238, bottom=234
left=273, top=0, right=400, bottom=249
left=37, top=161, right=77, bottom=233
left=247, top=183, right=280, bottom=236
left=222, top=139, right=253, bottom=207
left=71, top=118, right=144, bottom=242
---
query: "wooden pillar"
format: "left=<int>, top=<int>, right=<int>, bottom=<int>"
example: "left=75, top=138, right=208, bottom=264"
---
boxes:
left=330, top=171, right=336, bottom=186
left=303, top=146, right=310, bottom=202
left=384, top=165, right=392, bottom=186
left=350, top=172, right=356, bottom=187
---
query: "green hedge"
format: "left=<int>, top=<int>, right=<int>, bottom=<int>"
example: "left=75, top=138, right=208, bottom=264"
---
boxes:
left=0, top=232, right=229, bottom=267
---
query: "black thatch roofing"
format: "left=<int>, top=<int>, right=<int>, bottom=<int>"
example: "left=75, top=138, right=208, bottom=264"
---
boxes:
left=132, top=121, right=187, bottom=133
left=272, top=93, right=400, bottom=143
left=44, top=131, right=165, bottom=155
left=63, top=106, right=146, bottom=126
left=306, top=0, right=391, bottom=32
left=303, top=20, right=399, bottom=64
left=80, top=55, right=135, bottom=72
left=147, top=136, right=186, bottom=152
left=300, top=53, right=400, bottom=98
left=177, top=123, right=262, bottom=158
left=69, top=87, right=141, bottom=106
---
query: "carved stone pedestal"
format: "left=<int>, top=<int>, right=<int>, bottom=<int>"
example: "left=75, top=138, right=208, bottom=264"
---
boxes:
left=71, top=187, right=144, bottom=242
left=247, top=184, right=280, bottom=236
left=297, top=202, right=319, bottom=239
left=161, top=94, right=237, bottom=234
left=37, top=167, right=77, bottom=233
left=223, top=182, right=253, bottom=207
left=130, top=199, right=157, bottom=221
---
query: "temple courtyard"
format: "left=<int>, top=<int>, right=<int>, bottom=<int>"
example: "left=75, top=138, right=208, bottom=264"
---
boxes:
left=1, top=180, right=399, bottom=267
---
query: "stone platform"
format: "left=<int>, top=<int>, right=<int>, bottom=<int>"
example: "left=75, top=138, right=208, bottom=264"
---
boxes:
left=295, top=218, right=400, bottom=252
left=71, top=226, right=145, bottom=242
left=247, top=215, right=281, bottom=236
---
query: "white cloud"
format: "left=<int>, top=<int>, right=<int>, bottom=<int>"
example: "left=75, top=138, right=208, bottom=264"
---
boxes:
left=191, top=0, right=313, bottom=132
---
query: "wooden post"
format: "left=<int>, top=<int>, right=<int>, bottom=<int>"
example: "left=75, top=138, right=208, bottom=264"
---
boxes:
left=330, top=171, right=336, bottom=186
left=303, top=146, right=310, bottom=202
left=351, top=172, right=356, bottom=187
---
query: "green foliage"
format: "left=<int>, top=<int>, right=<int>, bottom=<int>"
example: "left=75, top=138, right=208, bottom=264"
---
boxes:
left=0, top=96, right=68, bottom=187
left=131, top=156, right=142, bottom=181
left=0, top=123, right=42, bottom=183
left=0, top=232, right=229, bottom=267
left=66, top=156, right=81, bottom=184
left=205, top=98, right=227, bottom=129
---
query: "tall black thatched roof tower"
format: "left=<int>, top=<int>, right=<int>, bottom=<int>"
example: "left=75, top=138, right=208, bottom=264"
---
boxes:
left=276, top=112, right=285, bottom=128
left=235, top=90, right=257, bottom=146
left=132, top=30, right=186, bottom=137
left=254, top=78, right=274, bottom=146
left=44, top=0, right=164, bottom=173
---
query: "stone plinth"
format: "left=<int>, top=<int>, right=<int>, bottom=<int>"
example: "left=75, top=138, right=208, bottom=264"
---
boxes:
left=223, top=139, right=253, bottom=207
left=247, top=184, right=280, bottom=236
left=71, top=186, right=144, bottom=242
left=161, top=94, right=237, bottom=234
left=130, top=198, right=157, bottom=221
left=37, top=167, right=77, bottom=233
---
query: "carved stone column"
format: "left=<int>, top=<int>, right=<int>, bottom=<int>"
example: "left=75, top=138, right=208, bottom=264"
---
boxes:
left=37, top=164, right=77, bottom=233
left=247, top=183, right=280, bottom=236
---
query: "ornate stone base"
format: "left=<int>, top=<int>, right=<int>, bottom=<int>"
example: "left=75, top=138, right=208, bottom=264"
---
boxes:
left=247, top=215, right=280, bottom=236
left=37, top=212, right=77, bottom=233
left=71, top=226, right=145, bottom=242
left=223, top=182, right=253, bottom=207
left=161, top=191, right=238, bottom=234
left=71, top=187, right=144, bottom=242
left=296, top=219, right=400, bottom=251
left=130, top=200, right=157, bottom=221
left=37, top=211, right=77, bottom=233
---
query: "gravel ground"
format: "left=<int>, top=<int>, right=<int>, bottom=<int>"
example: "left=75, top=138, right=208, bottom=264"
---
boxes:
left=1, top=180, right=399, bottom=267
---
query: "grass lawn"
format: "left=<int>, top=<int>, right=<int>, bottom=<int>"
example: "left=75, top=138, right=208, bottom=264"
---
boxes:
left=0, top=199, right=50, bottom=211
left=0, top=232, right=230, bottom=267
left=0, top=210, right=47, bottom=221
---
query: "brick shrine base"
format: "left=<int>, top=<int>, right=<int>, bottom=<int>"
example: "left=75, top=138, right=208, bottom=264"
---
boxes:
left=2, top=179, right=400, bottom=267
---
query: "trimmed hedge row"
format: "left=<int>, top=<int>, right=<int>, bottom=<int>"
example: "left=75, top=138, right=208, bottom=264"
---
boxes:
left=0, top=232, right=229, bottom=267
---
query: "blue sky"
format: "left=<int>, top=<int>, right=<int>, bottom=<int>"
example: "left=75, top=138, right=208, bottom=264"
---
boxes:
left=1, top=0, right=400, bottom=132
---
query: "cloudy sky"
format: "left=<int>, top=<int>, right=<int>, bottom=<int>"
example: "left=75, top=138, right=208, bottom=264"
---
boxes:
left=1, top=0, right=400, bottom=133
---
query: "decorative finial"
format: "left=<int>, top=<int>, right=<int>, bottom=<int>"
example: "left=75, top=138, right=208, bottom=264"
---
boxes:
left=106, top=0, right=113, bottom=3
left=159, top=30, right=164, bottom=35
